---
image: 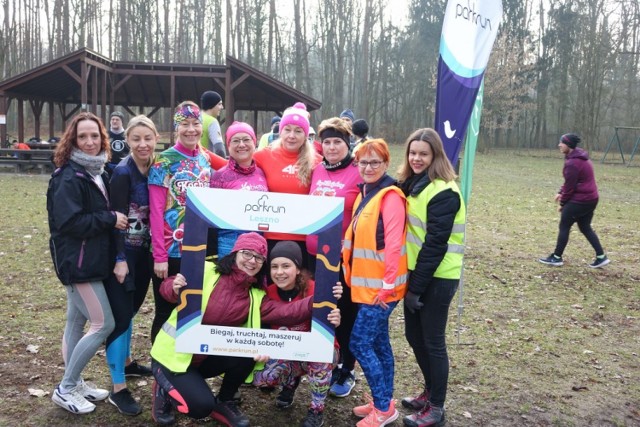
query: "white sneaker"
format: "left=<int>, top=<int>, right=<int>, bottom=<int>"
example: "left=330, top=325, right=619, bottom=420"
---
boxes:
left=76, top=379, right=109, bottom=401
left=52, top=386, right=96, bottom=414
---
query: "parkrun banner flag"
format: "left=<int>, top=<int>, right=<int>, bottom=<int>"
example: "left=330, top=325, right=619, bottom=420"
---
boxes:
left=435, top=0, right=503, bottom=164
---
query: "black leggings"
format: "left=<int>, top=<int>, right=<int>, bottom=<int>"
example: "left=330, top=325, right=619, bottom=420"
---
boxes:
left=404, top=277, right=458, bottom=408
left=150, top=257, right=181, bottom=344
left=335, top=268, right=359, bottom=371
left=105, top=248, right=152, bottom=348
left=554, top=200, right=604, bottom=257
left=152, top=356, right=255, bottom=420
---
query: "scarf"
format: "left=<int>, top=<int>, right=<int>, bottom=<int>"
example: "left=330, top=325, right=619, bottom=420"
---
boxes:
left=322, top=153, right=353, bottom=171
left=70, top=148, right=108, bottom=176
left=229, top=157, right=256, bottom=175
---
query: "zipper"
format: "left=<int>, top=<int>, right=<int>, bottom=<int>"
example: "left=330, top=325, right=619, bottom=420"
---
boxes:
left=77, top=240, right=86, bottom=269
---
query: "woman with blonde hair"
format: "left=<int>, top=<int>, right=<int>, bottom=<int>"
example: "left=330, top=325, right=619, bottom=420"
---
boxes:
left=148, top=101, right=213, bottom=343
left=104, top=115, right=159, bottom=415
left=397, top=128, right=465, bottom=427
left=47, top=112, right=127, bottom=414
left=253, top=102, right=322, bottom=270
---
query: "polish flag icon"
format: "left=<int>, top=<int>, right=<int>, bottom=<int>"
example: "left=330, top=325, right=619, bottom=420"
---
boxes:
left=258, top=223, right=269, bottom=231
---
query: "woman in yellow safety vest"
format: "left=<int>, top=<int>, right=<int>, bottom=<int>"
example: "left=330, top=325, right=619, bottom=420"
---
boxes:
left=149, top=232, right=334, bottom=427
left=397, top=128, right=466, bottom=427
left=342, top=139, right=408, bottom=427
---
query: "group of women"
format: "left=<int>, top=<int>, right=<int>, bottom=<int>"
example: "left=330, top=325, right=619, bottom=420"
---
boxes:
left=46, top=99, right=465, bottom=427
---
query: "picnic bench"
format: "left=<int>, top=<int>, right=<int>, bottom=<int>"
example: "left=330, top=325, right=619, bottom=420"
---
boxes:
left=0, top=148, right=55, bottom=173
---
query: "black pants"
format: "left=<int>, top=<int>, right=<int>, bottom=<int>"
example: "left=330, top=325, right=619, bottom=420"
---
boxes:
left=105, top=248, right=152, bottom=348
left=404, top=277, right=458, bottom=408
left=335, top=268, right=358, bottom=371
left=554, top=200, right=604, bottom=257
left=150, top=257, right=181, bottom=344
left=152, top=356, right=255, bottom=420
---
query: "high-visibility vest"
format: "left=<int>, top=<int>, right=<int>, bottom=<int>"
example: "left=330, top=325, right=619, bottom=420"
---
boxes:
left=406, top=178, right=466, bottom=279
left=150, top=262, right=265, bottom=373
left=342, top=186, right=409, bottom=304
left=200, top=113, right=216, bottom=150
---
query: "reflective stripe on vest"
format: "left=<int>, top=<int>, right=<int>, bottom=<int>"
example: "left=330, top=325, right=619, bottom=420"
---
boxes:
left=150, top=262, right=265, bottom=373
left=406, top=178, right=466, bottom=279
left=342, top=186, right=409, bottom=304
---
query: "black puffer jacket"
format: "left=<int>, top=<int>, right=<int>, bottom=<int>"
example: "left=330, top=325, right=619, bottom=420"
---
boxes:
left=47, top=160, right=116, bottom=286
left=401, top=172, right=461, bottom=294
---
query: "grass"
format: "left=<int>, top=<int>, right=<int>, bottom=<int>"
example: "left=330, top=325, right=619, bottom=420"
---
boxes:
left=0, top=148, right=638, bottom=426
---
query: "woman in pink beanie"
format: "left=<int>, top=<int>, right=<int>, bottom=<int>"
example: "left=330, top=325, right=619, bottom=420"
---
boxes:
left=253, top=102, right=322, bottom=270
left=149, top=232, right=341, bottom=427
left=210, top=121, right=269, bottom=257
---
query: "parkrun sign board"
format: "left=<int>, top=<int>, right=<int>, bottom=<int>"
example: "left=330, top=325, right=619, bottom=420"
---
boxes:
left=175, top=188, right=344, bottom=363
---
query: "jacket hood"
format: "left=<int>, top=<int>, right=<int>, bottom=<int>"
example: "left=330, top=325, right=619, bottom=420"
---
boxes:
left=567, top=147, right=589, bottom=161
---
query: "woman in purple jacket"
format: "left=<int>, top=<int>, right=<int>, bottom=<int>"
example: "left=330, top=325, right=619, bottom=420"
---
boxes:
left=539, top=133, right=610, bottom=268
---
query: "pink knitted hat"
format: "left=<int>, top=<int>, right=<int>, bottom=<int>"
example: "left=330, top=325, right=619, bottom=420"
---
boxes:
left=231, top=232, right=268, bottom=258
left=225, top=121, right=257, bottom=146
left=279, top=102, right=310, bottom=137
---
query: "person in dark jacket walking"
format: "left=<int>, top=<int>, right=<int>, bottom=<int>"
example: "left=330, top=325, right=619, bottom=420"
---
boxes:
left=47, top=112, right=128, bottom=415
left=538, top=133, right=610, bottom=268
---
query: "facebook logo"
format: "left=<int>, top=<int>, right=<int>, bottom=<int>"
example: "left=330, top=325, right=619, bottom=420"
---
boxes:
left=200, top=344, right=209, bottom=352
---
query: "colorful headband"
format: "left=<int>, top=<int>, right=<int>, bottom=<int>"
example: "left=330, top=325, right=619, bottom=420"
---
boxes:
left=173, top=104, right=202, bottom=130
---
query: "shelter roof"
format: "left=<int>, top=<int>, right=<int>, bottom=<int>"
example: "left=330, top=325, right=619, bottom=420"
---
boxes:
left=0, top=48, right=320, bottom=113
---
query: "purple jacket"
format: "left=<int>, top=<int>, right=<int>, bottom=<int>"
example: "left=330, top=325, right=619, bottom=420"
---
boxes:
left=559, top=147, right=598, bottom=205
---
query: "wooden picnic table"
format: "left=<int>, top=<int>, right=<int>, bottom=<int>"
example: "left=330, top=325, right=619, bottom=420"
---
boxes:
left=0, top=148, right=55, bottom=173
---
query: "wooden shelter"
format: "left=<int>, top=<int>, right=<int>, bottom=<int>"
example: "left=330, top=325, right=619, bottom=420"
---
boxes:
left=0, top=48, right=321, bottom=145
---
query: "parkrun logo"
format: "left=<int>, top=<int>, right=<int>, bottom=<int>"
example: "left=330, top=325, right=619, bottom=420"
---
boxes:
left=244, top=195, right=286, bottom=230
left=456, top=1, right=493, bottom=31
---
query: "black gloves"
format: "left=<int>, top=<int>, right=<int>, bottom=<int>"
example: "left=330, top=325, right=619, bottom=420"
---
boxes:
left=404, top=291, right=424, bottom=314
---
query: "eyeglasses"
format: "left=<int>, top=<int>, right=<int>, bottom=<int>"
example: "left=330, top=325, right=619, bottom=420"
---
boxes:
left=238, top=250, right=266, bottom=264
left=357, top=160, right=384, bottom=169
left=229, top=138, right=253, bottom=146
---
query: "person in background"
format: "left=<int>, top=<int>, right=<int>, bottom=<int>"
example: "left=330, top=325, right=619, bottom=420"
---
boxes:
left=397, top=128, right=465, bottom=427
left=306, top=117, right=363, bottom=399
left=538, top=133, right=610, bottom=268
left=339, top=109, right=356, bottom=147
left=47, top=112, right=127, bottom=415
left=252, top=241, right=341, bottom=427
left=342, top=138, right=408, bottom=427
left=210, top=121, right=268, bottom=257
left=150, top=233, right=335, bottom=427
left=12, top=139, right=31, bottom=150
left=351, top=119, right=369, bottom=153
left=200, top=90, right=227, bottom=158
left=104, top=115, right=158, bottom=416
left=148, top=101, right=212, bottom=343
left=258, top=115, right=281, bottom=150
left=253, top=102, right=322, bottom=270
left=309, top=126, right=323, bottom=156
left=107, top=111, right=129, bottom=175
left=339, top=109, right=354, bottom=126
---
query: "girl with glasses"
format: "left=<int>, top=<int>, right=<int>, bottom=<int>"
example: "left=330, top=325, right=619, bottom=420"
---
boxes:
left=210, top=121, right=268, bottom=258
left=342, top=139, right=409, bottom=427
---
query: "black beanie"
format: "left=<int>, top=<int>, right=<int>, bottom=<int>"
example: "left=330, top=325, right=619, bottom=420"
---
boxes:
left=352, top=119, right=369, bottom=138
left=270, top=241, right=302, bottom=267
left=201, top=91, right=222, bottom=110
left=560, top=133, right=581, bottom=149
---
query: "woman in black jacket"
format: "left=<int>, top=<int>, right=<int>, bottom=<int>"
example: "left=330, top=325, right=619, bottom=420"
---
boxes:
left=47, top=112, right=128, bottom=415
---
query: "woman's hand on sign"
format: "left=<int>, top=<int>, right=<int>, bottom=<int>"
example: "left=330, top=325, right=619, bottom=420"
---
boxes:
left=172, top=273, right=187, bottom=295
left=328, top=308, right=341, bottom=327
left=333, top=282, right=343, bottom=300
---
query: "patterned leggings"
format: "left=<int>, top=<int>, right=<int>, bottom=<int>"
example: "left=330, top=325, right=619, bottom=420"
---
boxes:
left=252, top=347, right=338, bottom=412
left=349, top=302, right=398, bottom=412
